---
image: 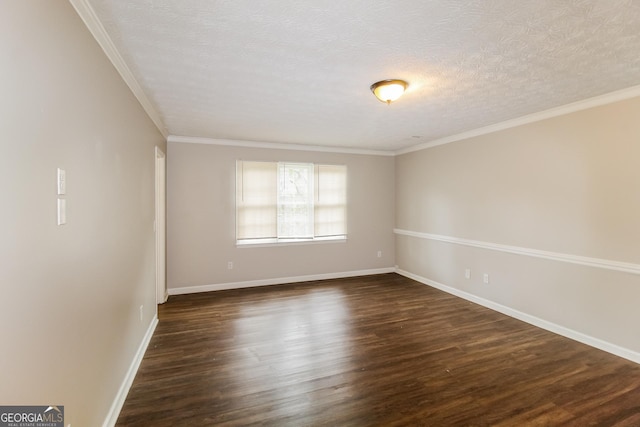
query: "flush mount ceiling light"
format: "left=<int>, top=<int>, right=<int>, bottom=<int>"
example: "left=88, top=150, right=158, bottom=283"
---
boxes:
left=370, top=79, right=408, bottom=104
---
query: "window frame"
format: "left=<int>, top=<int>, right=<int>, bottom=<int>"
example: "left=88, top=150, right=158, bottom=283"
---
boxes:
left=235, top=160, right=347, bottom=247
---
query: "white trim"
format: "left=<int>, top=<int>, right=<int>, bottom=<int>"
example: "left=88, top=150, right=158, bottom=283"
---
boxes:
left=396, top=268, right=640, bottom=365
left=396, top=84, right=640, bottom=155
left=103, top=315, right=158, bottom=427
left=155, top=147, right=167, bottom=304
left=394, top=228, right=640, bottom=276
left=167, top=135, right=395, bottom=156
left=68, top=0, right=168, bottom=138
left=237, top=236, right=347, bottom=248
left=168, top=267, right=395, bottom=295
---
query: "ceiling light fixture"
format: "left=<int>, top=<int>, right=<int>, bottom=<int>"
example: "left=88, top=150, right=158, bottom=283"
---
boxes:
left=370, top=79, right=408, bottom=104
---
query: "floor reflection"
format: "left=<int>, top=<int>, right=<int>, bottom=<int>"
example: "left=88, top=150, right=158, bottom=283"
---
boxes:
left=231, top=287, right=353, bottom=419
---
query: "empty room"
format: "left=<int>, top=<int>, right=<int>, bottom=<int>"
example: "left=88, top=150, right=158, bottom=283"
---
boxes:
left=2, top=1, right=640, bottom=426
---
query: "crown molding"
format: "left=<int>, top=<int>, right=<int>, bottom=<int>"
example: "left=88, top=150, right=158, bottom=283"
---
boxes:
left=174, top=84, right=640, bottom=156
left=167, top=135, right=396, bottom=156
left=396, top=84, right=640, bottom=155
left=62, top=3, right=640, bottom=155
left=69, top=0, right=168, bottom=138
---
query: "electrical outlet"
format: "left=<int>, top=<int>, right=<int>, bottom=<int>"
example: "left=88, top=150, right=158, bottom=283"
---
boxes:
left=139, top=305, right=143, bottom=322
left=227, top=261, right=233, bottom=270
left=377, top=250, right=382, bottom=258
left=465, top=268, right=471, bottom=279
left=483, top=273, right=490, bottom=284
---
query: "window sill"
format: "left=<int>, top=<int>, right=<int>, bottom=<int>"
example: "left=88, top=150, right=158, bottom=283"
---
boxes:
left=236, top=236, right=347, bottom=248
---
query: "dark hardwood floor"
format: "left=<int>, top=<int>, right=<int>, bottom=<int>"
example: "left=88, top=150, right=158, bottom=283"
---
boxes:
left=116, top=273, right=640, bottom=426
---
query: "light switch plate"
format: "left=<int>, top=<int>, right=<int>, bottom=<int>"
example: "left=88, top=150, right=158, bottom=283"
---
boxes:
left=57, top=168, right=66, bottom=195
left=57, top=198, right=66, bottom=225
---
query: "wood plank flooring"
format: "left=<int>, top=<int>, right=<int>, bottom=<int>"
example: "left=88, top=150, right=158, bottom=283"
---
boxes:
left=116, top=273, right=640, bottom=426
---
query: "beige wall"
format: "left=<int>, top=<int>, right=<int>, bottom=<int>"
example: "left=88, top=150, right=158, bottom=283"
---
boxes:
left=396, top=96, right=640, bottom=355
left=0, top=2, right=165, bottom=425
left=167, top=142, right=395, bottom=291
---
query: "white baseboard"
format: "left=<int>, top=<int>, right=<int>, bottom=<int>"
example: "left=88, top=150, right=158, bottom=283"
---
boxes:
left=103, top=315, right=158, bottom=427
left=396, top=268, right=640, bottom=365
left=168, top=267, right=396, bottom=295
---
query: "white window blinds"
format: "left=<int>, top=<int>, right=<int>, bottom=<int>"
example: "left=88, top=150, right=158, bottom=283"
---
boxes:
left=315, top=164, right=347, bottom=237
left=236, top=161, right=277, bottom=240
left=236, top=161, right=347, bottom=243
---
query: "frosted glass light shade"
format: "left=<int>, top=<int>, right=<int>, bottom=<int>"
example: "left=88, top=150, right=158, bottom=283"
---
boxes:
left=370, top=79, right=408, bottom=104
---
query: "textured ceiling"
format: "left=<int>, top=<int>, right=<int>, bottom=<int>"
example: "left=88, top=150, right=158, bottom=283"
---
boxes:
left=86, top=0, right=640, bottom=152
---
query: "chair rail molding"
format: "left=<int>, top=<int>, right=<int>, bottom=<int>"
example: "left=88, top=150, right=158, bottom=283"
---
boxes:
left=394, top=228, right=640, bottom=276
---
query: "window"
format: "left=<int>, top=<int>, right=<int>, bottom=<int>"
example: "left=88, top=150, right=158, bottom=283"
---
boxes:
left=236, top=161, right=347, bottom=245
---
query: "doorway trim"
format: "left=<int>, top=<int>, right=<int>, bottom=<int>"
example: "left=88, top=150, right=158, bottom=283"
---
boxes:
left=155, top=146, right=167, bottom=304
